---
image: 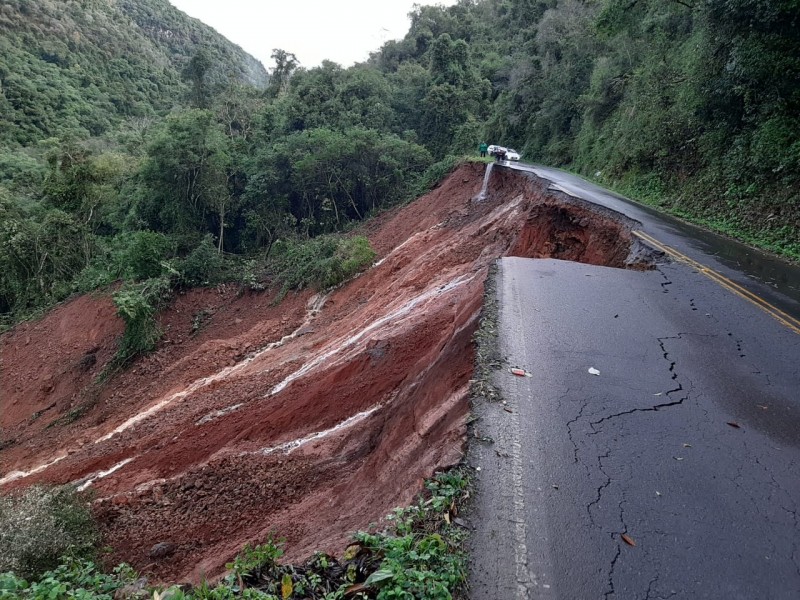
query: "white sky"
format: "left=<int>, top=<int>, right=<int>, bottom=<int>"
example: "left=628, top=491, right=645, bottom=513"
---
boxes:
left=168, top=0, right=458, bottom=71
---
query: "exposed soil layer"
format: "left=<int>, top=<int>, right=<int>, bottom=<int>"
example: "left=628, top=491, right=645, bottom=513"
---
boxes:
left=0, top=164, right=651, bottom=582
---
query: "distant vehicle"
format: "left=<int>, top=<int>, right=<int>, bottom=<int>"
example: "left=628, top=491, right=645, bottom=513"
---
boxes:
left=487, top=145, right=521, bottom=161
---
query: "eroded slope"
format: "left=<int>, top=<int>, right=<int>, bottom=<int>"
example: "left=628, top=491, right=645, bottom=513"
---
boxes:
left=0, top=164, right=651, bottom=582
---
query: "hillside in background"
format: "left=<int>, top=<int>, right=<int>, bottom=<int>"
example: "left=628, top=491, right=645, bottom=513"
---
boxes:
left=0, top=0, right=267, bottom=145
left=0, top=0, right=797, bottom=331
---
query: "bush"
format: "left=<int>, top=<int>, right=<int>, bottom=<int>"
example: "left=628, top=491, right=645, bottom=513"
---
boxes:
left=0, top=559, right=137, bottom=600
left=0, top=470, right=470, bottom=599
left=121, top=230, right=173, bottom=281
left=269, top=234, right=376, bottom=298
left=0, top=486, right=98, bottom=580
left=174, top=234, right=229, bottom=287
left=112, top=275, right=172, bottom=364
left=411, top=155, right=461, bottom=198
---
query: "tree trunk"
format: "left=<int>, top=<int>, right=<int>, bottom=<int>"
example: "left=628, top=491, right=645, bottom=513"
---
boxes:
left=218, top=200, right=225, bottom=253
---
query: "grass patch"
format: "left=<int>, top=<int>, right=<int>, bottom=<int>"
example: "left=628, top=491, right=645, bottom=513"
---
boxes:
left=587, top=170, right=800, bottom=262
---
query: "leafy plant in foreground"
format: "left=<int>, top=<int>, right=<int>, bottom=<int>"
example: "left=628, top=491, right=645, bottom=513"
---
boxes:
left=0, top=470, right=470, bottom=600
left=0, top=486, right=99, bottom=580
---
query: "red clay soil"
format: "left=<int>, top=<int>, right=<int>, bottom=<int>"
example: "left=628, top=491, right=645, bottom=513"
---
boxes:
left=0, top=164, right=649, bottom=583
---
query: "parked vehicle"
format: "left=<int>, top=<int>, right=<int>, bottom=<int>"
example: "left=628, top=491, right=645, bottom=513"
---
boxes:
left=487, top=145, right=520, bottom=161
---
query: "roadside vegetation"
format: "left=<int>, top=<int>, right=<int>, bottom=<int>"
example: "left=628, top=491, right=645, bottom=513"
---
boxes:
left=0, top=486, right=99, bottom=580
left=0, top=471, right=470, bottom=600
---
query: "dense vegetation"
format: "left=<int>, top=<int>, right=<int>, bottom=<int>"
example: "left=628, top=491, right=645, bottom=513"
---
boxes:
left=2, top=0, right=797, bottom=333
left=373, top=0, right=799, bottom=255
left=0, top=0, right=266, bottom=144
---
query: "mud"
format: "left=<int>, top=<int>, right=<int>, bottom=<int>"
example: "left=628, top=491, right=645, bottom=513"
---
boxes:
left=0, top=164, right=652, bottom=583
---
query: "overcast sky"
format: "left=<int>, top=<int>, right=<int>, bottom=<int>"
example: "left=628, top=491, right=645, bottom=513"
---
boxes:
left=168, top=0, right=457, bottom=71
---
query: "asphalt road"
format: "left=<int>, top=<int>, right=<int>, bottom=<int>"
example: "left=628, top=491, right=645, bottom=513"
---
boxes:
left=468, top=168, right=800, bottom=599
left=509, top=162, right=800, bottom=318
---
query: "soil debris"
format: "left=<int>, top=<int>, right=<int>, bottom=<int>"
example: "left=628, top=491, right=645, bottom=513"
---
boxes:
left=1, top=163, right=654, bottom=582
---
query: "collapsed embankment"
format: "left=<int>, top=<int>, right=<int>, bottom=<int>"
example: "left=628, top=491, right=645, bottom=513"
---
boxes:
left=0, top=164, right=652, bottom=582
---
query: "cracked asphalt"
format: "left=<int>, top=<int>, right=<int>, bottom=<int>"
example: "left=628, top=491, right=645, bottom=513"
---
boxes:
left=467, top=167, right=800, bottom=599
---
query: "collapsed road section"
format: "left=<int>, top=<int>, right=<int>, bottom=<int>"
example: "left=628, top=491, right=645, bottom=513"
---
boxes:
left=0, top=163, right=654, bottom=582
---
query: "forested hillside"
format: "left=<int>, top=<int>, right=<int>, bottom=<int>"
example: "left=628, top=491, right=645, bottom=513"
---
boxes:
left=0, top=0, right=267, bottom=145
left=1, top=0, right=797, bottom=334
left=370, top=0, right=799, bottom=254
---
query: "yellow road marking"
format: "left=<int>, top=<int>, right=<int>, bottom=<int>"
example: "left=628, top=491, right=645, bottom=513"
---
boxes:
left=632, top=230, right=800, bottom=335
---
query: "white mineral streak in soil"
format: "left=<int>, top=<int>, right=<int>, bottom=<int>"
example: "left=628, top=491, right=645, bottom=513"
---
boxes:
left=255, top=405, right=381, bottom=456
left=1, top=294, right=332, bottom=484
left=0, top=454, right=68, bottom=485
left=196, top=403, right=243, bottom=426
left=268, top=273, right=477, bottom=397
left=95, top=293, right=330, bottom=445
left=76, top=457, right=135, bottom=492
left=373, top=229, right=429, bottom=268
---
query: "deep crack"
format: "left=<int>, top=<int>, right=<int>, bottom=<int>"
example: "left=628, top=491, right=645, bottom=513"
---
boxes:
left=566, top=392, right=587, bottom=464
left=604, top=543, right=622, bottom=599
left=589, top=334, right=688, bottom=431
left=657, top=266, right=673, bottom=294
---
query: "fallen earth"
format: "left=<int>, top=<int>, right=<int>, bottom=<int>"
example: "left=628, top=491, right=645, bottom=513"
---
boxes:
left=0, top=163, right=653, bottom=582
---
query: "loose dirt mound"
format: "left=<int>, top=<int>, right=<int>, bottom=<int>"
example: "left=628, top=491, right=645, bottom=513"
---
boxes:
left=0, top=164, right=651, bottom=582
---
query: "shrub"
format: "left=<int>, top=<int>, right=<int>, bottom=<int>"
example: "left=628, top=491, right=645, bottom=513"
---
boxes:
left=0, top=486, right=98, bottom=580
left=121, top=230, right=173, bottom=281
left=112, top=275, right=172, bottom=364
left=174, top=234, right=229, bottom=287
left=410, top=155, right=461, bottom=198
left=0, top=470, right=470, bottom=599
left=0, top=559, right=137, bottom=600
left=269, top=234, right=376, bottom=298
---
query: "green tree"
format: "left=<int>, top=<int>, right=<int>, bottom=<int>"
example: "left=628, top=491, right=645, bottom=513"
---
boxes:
left=139, top=109, right=231, bottom=248
left=268, top=48, right=299, bottom=98
left=184, top=49, right=213, bottom=109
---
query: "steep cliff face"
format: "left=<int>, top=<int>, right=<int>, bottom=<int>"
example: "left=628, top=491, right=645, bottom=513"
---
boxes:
left=0, top=0, right=267, bottom=144
left=0, top=164, right=652, bottom=582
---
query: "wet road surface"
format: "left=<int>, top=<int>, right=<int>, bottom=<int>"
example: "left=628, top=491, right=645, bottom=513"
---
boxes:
left=468, top=167, right=800, bottom=599
left=510, top=162, right=800, bottom=320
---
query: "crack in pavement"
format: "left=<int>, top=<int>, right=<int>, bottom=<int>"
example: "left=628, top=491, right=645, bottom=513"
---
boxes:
left=747, top=442, right=800, bottom=577
left=587, top=448, right=612, bottom=527
left=642, top=575, right=659, bottom=600
left=589, top=334, right=689, bottom=432
left=657, top=266, right=673, bottom=294
left=565, top=391, right=587, bottom=465
left=584, top=333, right=695, bottom=534
left=603, top=543, right=622, bottom=599
left=641, top=569, right=678, bottom=599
